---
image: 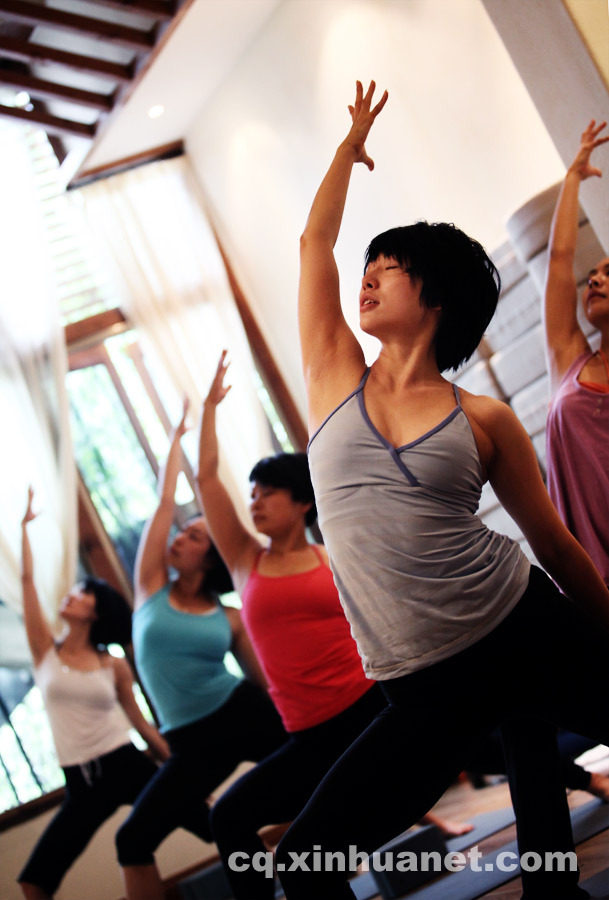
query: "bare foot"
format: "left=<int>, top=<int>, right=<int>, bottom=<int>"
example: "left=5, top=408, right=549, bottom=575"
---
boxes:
left=420, top=812, right=474, bottom=837
left=588, top=771, right=609, bottom=802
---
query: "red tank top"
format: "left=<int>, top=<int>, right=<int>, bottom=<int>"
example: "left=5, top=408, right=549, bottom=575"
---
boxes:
left=241, top=546, right=372, bottom=731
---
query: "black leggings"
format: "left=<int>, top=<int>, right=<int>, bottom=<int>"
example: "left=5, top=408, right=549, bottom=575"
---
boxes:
left=467, top=726, right=599, bottom=791
left=18, top=743, right=158, bottom=896
left=116, top=680, right=287, bottom=866
left=276, top=567, right=609, bottom=900
left=210, top=685, right=386, bottom=899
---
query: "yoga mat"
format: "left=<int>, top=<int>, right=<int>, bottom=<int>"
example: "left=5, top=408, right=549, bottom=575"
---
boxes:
left=445, top=806, right=516, bottom=853
left=185, top=802, right=608, bottom=899
left=397, top=799, right=609, bottom=900
left=350, top=806, right=517, bottom=900
left=580, top=867, right=609, bottom=900
left=352, top=799, right=609, bottom=900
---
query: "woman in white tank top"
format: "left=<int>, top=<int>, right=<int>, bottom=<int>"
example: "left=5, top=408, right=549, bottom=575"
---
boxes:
left=17, top=488, right=168, bottom=900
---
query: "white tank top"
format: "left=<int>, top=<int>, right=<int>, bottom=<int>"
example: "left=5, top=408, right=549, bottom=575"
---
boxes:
left=35, top=647, right=131, bottom=766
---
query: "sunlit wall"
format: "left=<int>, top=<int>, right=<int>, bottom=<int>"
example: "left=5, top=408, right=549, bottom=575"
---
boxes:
left=185, top=0, right=566, bottom=413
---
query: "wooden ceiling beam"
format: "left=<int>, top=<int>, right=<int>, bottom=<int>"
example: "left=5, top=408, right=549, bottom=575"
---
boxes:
left=0, top=102, right=96, bottom=138
left=69, top=139, right=184, bottom=188
left=0, top=68, right=114, bottom=110
left=81, top=0, right=177, bottom=21
left=65, top=308, right=126, bottom=347
left=0, top=0, right=157, bottom=51
left=0, top=35, right=134, bottom=81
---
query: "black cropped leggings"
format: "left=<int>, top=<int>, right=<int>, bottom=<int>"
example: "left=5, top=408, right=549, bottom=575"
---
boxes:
left=18, top=743, right=157, bottom=896
left=116, top=680, right=287, bottom=867
left=276, top=567, right=609, bottom=900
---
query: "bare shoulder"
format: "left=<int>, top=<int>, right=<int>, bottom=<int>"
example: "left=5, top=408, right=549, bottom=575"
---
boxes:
left=458, top=390, right=523, bottom=477
left=460, top=389, right=516, bottom=432
left=110, top=654, right=131, bottom=680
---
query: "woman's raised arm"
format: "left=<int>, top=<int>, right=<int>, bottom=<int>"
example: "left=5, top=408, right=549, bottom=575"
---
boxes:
left=134, top=401, right=189, bottom=606
left=196, top=352, right=260, bottom=590
left=21, top=488, right=54, bottom=666
left=299, top=80, right=387, bottom=431
left=544, top=120, right=608, bottom=392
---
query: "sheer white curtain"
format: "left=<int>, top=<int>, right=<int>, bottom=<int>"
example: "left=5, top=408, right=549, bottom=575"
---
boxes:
left=0, top=123, right=77, bottom=623
left=76, top=156, right=275, bottom=524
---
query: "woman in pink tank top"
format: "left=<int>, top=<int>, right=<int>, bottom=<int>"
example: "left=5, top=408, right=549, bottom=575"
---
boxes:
left=197, top=354, right=472, bottom=899
left=544, top=120, right=609, bottom=583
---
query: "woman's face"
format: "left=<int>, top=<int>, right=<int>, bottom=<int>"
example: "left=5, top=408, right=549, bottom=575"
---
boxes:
left=167, top=517, right=212, bottom=574
left=249, top=482, right=310, bottom=537
left=582, top=257, right=609, bottom=328
left=359, top=255, right=434, bottom=340
left=59, top=583, right=97, bottom=624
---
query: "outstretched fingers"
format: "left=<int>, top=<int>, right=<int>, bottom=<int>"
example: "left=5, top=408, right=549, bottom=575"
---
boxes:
left=369, top=83, right=389, bottom=118
left=572, top=119, right=609, bottom=179
left=585, top=120, right=609, bottom=154
left=172, top=395, right=191, bottom=439
left=357, top=80, right=389, bottom=119
left=346, top=80, right=388, bottom=170
left=584, top=119, right=608, bottom=140
left=23, top=486, right=38, bottom=524
left=208, top=350, right=232, bottom=405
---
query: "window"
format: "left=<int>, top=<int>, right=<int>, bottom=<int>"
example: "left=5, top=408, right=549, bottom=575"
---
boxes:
left=0, top=659, right=64, bottom=813
left=0, top=124, right=298, bottom=819
left=68, top=326, right=293, bottom=582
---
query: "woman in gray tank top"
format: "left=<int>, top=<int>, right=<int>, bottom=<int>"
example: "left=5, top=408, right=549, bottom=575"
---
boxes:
left=275, top=82, right=609, bottom=900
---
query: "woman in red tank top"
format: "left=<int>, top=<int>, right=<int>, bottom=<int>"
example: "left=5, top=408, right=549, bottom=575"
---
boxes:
left=197, top=352, right=472, bottom=900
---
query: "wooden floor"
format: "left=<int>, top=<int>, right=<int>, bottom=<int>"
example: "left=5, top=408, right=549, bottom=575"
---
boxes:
left=270, top=778, right=608, bottom=900
left=359, top=778, right=609, bottom=900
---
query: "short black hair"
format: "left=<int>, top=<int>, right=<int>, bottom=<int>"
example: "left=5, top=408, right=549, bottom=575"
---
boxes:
left=364, top=222, right=501, bottom=372
left=249, top=453, right=317, bottom=527
left=82, top=577, right=132, bottom=649
left=183, top=517, right=234, bottom=599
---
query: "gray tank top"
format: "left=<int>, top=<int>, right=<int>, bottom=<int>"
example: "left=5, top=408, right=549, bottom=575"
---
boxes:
left=308, top=369, right=530, bottom=680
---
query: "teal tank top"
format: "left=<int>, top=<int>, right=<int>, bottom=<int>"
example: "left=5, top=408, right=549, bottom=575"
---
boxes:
left=132, top=584, right=241, bottom=732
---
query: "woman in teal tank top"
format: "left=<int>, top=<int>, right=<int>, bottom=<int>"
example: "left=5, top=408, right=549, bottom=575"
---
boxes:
left=116, top=401, right=287, bottom=900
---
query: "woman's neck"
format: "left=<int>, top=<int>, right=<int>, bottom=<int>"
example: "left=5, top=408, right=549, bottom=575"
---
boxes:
left=374, top=340, right=444, bottom=389
left=58, top=624, right=97, bottom=657
left=266, top=527, right=310, bottom=557
left=172, top=571, right=210, bottom=602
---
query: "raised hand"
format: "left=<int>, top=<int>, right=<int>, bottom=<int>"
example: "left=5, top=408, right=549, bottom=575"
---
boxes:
left=205, top=350, right=232, bottom=407
left=569, top=120, right=609, bottom=180
left=174, top=396, right=191, bottom=439
left=22, top=486, right=38, bottom=526
left=343, top=80, right=389, bottom=171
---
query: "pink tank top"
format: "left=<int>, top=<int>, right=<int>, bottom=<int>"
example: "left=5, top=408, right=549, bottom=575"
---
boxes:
left=546, top=351, right=609, bottom=584
left=241, top=546, right=372, bottom=731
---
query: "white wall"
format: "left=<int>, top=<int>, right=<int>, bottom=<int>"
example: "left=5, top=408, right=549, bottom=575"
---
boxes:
left=185, top=0, right=565, bottom=415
